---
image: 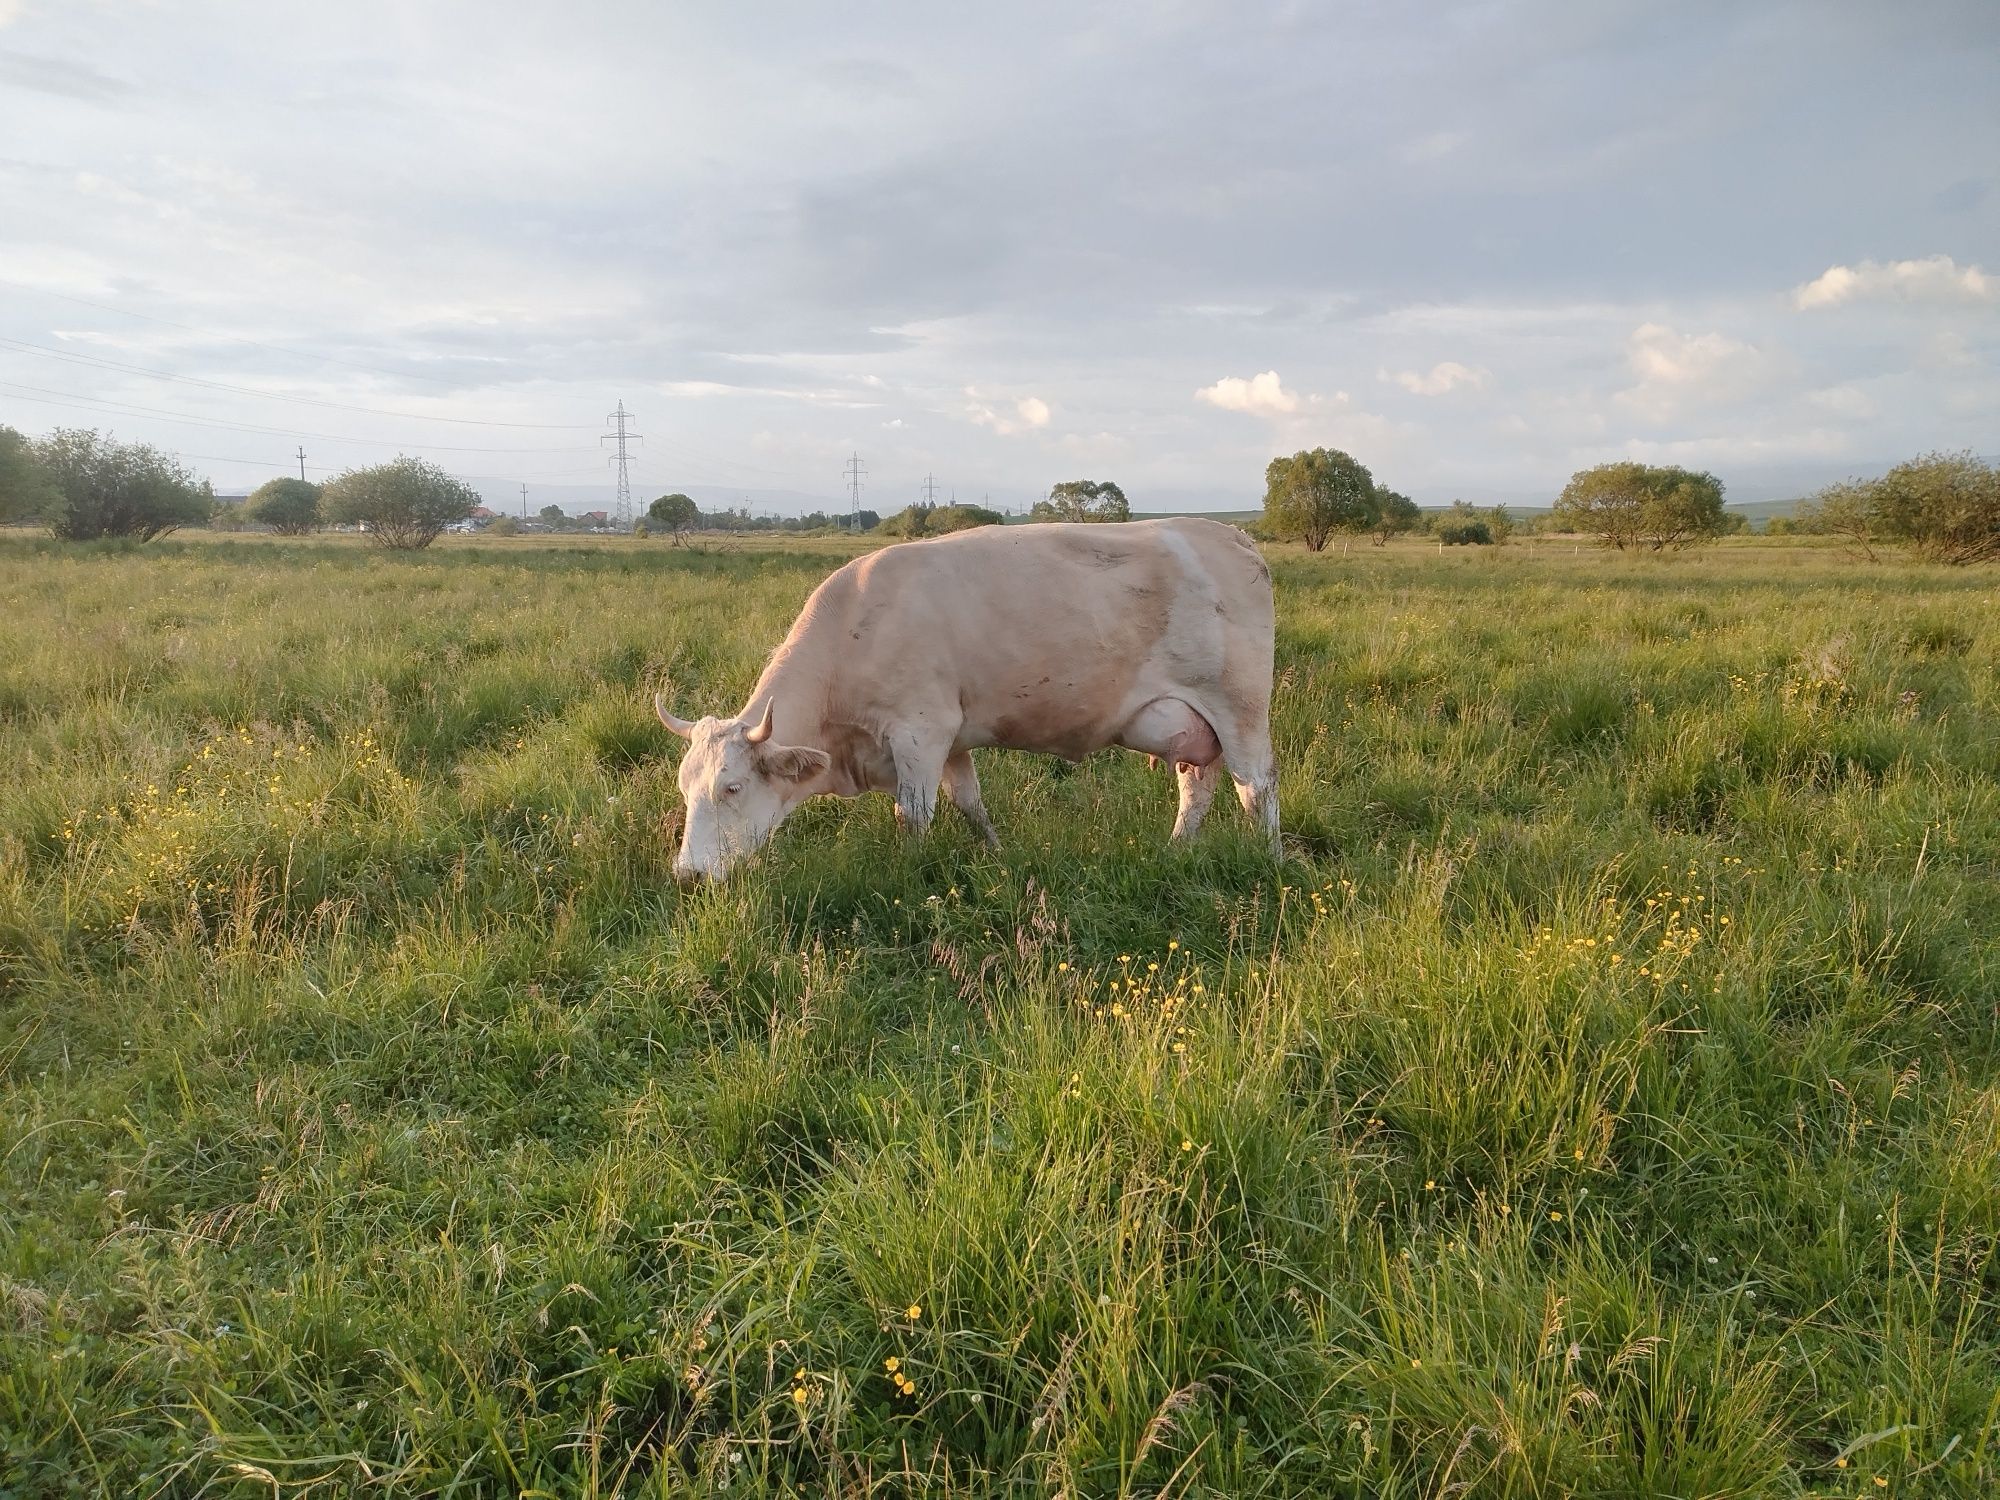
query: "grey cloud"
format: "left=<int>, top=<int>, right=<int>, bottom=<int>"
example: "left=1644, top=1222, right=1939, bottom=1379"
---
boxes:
left=0, top=49, right=133, bottom=102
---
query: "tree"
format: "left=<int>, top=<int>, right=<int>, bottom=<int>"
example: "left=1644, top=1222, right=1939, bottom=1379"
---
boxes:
left=1031, top=479, right=1130, bottom=523
left=1553, top=462, right=1727, bottom=551
left=321, top=456, right=477, bottom=550
left=1487, top=505, right=1514, bottom=544
left=1800, top=453, right=1999, bottom=565
left=244, top=477, right=322, bottom=535
left=648, top=491, right=699, bottom=545
left=537, top=504, right=569, bottom=530
left=1263, top=448, right=1378, bottom=551
left=0, top=424, right=58, bottom=525
left=488, top=514, right=520, bottom=536
left=1373, top=485, right=1421, bottom=545
left=33, top=428, right=213, bottom=541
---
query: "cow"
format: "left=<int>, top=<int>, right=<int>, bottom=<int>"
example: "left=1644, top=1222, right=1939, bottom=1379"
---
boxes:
left=655, top=517, right=1278, bottom=882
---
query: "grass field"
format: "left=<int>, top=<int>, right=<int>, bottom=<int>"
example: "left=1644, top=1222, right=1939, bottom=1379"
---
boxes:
left=1, top=531, right=1996, bottom=1498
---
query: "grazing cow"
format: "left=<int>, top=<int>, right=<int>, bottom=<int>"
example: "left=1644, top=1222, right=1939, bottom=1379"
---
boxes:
left=656, top=517, right=1278, bottom=881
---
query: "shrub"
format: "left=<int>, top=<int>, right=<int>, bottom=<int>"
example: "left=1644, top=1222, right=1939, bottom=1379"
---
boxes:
left=0, top=424, right=58, bottom=525
left=243, top=477, right=323, bottom=535
left=34, top=428, right=213, bottom=541
left=1435, top=500, right=1495, bottom=545
left=488, top=515, right=520, bottom=537
left=1799, top=454, right=2000, bottom=564
left=321, top=457, right=478, bottom=550
left=875, top=503, right=1003, bottom=538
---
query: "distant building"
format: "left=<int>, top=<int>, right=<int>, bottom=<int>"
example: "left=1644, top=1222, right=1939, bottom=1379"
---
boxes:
left=579, top=510, right=610, bottom=526
left=469, top=505, right=497, bottom=520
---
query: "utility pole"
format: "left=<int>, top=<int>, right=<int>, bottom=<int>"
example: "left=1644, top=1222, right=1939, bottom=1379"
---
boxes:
left=843, top=452, right=866, bottom=526
left=296, top=447, right=307, bottom=481
left=520, top=483, right=529, bottom=520
left=601, top=400, right=641, bottom=528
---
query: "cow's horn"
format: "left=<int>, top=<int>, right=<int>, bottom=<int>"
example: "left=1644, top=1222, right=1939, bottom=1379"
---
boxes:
left=743, top=702, right=775, bottom=744
left=654, top=694, right=694, bottom=738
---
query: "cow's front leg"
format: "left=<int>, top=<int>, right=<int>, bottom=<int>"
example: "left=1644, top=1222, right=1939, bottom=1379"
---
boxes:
left=941, top=750, right=1000, bottom=848
left=889, top=729, right=949, bottom=835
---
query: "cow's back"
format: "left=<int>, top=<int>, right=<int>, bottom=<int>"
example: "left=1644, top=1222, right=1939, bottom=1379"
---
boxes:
left=795, top=519, right=1271, bottom=758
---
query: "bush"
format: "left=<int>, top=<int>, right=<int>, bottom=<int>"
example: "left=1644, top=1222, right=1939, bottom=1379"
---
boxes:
left=243, top=477, right=322, bottom=535
left=875, top=503, right=1003, bottom=538
left=488, top=515, right=520, bottom=537
left=0, top=424, right=57, bottom=525
left=1799, top=454, right=2000, bottom=564
left=321, top=457, right=478, bottom=550
left=1433, top=500, right=1496, bottom=546
left=34, top=429, right=213, bottom=541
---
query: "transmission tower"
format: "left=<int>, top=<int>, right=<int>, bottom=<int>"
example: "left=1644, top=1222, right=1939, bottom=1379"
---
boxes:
left=844, top=452, right=866, bottom=524
left=922, top=473, right=940, bottom=507
left=601, top=400, right=642, bottom=527
left=519, top=482, right=529, bottom=520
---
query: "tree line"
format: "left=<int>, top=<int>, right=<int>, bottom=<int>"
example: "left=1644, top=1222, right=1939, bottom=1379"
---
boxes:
left=6, top=425, right=1993, bottom=565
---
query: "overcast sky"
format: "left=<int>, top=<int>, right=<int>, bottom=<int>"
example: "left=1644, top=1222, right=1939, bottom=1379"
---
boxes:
left=1, top=1, right=1995, bottom=512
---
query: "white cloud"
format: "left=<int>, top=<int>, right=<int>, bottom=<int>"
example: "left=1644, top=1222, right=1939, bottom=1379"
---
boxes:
left=1194, top=370, right=1300, bottom=416
left=1381, top=360, right=1489, bottom=396
left=965, top=389, right=1051, bottom=435
left=1793, top=255, right=1994, bottom=310
left=1627, top=323, right=1756, bottom=386
left=0, top=1, right=26, bottom=27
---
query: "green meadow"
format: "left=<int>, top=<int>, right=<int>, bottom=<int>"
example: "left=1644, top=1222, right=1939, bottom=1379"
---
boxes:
left=1, top=531, right=1995, bottom=1497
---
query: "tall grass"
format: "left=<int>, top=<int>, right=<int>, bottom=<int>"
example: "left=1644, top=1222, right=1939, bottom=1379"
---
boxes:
left=1, top=532, right=1995, bottom=1496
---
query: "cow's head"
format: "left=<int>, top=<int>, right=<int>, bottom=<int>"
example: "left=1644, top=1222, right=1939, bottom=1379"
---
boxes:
left=656, top=696, right=830, bottom=882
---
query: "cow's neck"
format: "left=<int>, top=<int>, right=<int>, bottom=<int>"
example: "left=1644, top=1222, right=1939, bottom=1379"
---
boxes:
left=742, top=636, right=868, bottom=797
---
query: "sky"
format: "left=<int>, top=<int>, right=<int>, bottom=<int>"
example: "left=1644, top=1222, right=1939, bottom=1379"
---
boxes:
left=1, top=0, right=1995, bottom=513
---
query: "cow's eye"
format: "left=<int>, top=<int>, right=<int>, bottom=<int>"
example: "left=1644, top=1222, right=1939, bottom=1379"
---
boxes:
left=723, top=781, right=744, bottom=796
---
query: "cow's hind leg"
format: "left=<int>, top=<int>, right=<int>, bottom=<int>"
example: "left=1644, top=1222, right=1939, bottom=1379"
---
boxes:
left=941, top=750, right=1000, bottom=847
left=1219, top=723, right=1280, bottom=856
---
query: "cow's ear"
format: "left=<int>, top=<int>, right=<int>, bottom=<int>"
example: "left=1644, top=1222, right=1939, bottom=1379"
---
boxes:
left=756, top=744, right=831, bottom=782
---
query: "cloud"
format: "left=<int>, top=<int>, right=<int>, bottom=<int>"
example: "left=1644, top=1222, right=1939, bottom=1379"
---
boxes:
left=1793, top=255, right=1995, bottom=310
left=1381, top=360, right=1489, bottom=396
left=1616, top=322, right=1769, bottom=420
left=965, top=390, right=1051, bottom=435
left=1194, top=370, right=1300, bottom=416
left=0, top=50, right=132, bottom=100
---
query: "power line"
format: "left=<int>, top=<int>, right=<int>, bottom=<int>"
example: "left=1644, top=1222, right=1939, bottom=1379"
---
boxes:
left=0, top=336, right=600, bottom=428
left=601, top=400, right=641, bottom=528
